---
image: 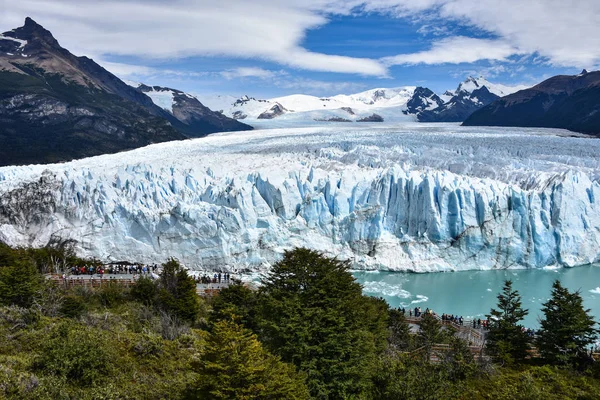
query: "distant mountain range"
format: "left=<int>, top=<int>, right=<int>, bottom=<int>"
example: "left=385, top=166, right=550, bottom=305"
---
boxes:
left=197, top=76, right=528, bottom=126
left=0, top=18, right=251, bottom=166
left=463, top=70, right=600, bottom=135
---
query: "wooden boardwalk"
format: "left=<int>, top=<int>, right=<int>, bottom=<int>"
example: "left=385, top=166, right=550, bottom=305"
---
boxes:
left=405, top=315, right=486, bottom=348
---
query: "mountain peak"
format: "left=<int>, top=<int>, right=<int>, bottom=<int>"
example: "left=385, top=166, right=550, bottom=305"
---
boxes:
left=3, top=17, right=60, bottom=50
left=24, top=17, right=40, bottom=28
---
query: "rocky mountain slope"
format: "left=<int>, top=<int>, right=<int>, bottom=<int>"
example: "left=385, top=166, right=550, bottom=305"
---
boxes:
left=463, top=70, right=600, bottom=135
left=0, top=18, right=250, bottom=167
left=135, top=84, right=251, bottom=136
left=418, top=76, right=527, bottom=122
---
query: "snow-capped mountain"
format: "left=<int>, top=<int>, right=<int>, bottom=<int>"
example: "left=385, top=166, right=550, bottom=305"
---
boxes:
left=1, top=124, right=598, bottom=273
left=134, top=84, right=252, bottom=136
left=198, top=79, right=528, bottom=128
left=198, top=87, right=427, bottom=126
left=418, top=76, right=528, bottom=123
left=455, top=76, right=528, bottom=97
left=403, top=87, right=444, bottom=115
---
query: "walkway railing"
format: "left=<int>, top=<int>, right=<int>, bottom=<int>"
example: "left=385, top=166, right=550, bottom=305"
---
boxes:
left=405, top=315, right=486, bottom=347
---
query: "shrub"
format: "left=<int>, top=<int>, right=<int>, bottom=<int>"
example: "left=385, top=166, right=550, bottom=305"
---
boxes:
left=131, top=276, right=158, bottom=305
left=59, top=295, right=87, bottom=319
left=35, top=322, right=118, bottom=386
left=97, top=281, right=126, bottom=308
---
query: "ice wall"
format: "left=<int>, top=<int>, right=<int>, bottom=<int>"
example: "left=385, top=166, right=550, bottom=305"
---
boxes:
left=0, top=125, right=599, bottom=272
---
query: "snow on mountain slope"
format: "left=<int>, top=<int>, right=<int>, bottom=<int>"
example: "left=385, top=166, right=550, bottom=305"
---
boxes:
left=141, top=86, right=176, bottom=113
left=196, top=87, right=419, bottom=126
left=330, top=87, right=416, bottom=108
left=1, top=125, right=599, bottom=273
left=455, top=76, right=529, bottom=97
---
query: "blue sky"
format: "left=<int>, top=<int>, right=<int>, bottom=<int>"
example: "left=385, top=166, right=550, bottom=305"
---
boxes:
left=1, top=0, right=596, bottom=98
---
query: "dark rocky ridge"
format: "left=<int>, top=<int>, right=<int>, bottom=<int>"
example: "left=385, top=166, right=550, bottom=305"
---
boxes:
left=463, top=70, right=600, bottom=135
left=357, top=113, right=384, bottom=122
left=404, top=87, right=444, bottom=115
left=418, top=85, right=499, bottom=122
left=257, top=103, right=287, bottom=119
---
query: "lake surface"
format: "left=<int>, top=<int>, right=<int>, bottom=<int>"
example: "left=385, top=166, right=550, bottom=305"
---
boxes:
left=353, top=265, right=600, bottom=327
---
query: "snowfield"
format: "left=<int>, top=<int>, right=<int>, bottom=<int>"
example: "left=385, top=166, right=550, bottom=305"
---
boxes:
left=1, top=123, right=599, bottom=272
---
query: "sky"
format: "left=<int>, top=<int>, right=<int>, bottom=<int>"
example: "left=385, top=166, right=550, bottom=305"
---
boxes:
left=1, top=0, right=598, bottom=98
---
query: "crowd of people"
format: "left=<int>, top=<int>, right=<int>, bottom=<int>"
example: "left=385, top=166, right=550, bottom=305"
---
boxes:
left=69, top=264, right=159, bottom=276
left=195, top=272, right=232, bottom=285
left=398, top=306, right=488, bottom=330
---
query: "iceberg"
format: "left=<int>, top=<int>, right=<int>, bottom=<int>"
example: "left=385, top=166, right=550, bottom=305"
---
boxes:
left=1, top=124, right=600, bottom=273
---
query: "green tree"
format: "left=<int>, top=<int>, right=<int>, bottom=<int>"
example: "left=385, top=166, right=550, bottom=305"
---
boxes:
left=388, top=308, right=413, bottom=352
left=157, top=259, right=202, bottom=323
left=186, top=320, right=309, bottom=400
left=209, top=283, right=258, bottom=331
left=257, top=248, right=388, bottom=399
left=486, top=280, right=530, bottom=364
left=440, top=336, right=477, bottom=381
left=537, top=280, right=598, bottom=366
left=0, top=260, right=43, bottom=307
left=131, top=275, right=158, bottom=305
left=417, top=312, right=447, bottom=360
left=372, top=354, right=451, bottom=400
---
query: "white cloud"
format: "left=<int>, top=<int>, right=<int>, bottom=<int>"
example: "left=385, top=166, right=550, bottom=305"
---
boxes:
left=0, top=0, right=387, bottom=76
left=369, top=0, right=600, bottom=68
left=2, top=0, right=599, bottom=77
left=383, top=36, right=520, bottom=65
left=220, top=67, right=278, bottom=80
left=590, top=287, right=600, bottom=295
left=99, top=60, right=209, bottom=79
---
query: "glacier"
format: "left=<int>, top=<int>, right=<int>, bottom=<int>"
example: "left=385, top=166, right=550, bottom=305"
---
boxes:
left=1, top=123, right=600, bottom=273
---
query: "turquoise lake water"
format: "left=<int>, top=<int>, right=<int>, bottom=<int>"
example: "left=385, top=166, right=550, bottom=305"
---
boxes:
left=353, top=266, right=600, bottom=327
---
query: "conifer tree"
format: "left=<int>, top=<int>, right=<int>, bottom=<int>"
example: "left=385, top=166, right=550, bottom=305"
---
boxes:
left=486, top=280, right=530, bottom=364
left=417, top=312, right=446, bottom=360
left=187, top=320, right=309, bottom=400
left=0, top=260, right=42, bottom=307
left=537, top=280, right=598, bottom=366
left=388, top=308, right=413, bottom=351
left=157, top=259, right=202, bottom=323
left=209, top=283, right=258, bottom=331
left=257, top=248, right=388, bottom=399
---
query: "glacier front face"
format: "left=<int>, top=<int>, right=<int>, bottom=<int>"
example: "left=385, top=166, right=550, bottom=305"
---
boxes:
left=1, top=123, right=600, bottom=272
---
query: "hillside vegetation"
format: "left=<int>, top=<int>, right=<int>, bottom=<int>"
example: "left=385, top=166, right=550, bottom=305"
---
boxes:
left=0, top=243, right=599, bottom=399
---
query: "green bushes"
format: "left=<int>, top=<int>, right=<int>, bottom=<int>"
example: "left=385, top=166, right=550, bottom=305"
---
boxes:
left=35, top=322, right=118, bottom=386
left=59, top=294, right=87, bottom=318
left=97, top=281, right=127, bottom=308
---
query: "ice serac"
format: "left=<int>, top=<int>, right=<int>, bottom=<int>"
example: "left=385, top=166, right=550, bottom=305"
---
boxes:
left=0, top=126, right=599, bottom=272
